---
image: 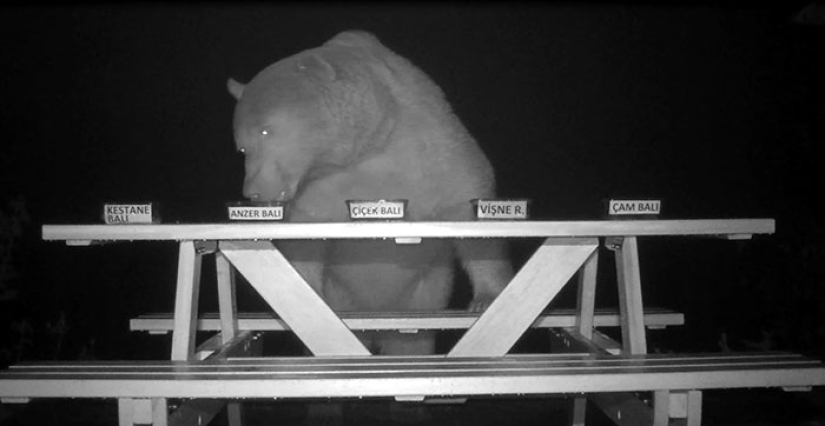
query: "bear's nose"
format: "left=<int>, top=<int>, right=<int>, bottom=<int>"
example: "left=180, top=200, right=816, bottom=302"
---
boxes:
left=243, top=178, right=262, bottom=201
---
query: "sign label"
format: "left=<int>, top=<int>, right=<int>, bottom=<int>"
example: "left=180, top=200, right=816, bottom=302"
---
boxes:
left=104, top=204, right=154, bottom=224
left=348, top=200, right=406, bottom=220
left=609, top=199, right=661, bottom=216
left=228, top=205, right=284, bottom=221
left=474, top=199, right=530, bottom=220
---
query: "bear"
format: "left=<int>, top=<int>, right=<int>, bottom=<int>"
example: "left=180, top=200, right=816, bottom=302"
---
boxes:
left=227, top=30, right=514, bottom=355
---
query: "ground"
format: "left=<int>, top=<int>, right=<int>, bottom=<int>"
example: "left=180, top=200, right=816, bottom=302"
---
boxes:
left=2, top=389, right=825, bottom=425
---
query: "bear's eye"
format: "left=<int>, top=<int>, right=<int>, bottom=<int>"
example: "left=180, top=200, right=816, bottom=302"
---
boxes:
left=260, top=127, right=275, bottom=138
left=237, top=147, right=246, bottom=154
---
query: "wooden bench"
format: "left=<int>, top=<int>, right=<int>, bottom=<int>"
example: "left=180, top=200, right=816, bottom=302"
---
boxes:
left=2, top=352, right=823, bottom=401
left=129, top=308, right=684, bottom=334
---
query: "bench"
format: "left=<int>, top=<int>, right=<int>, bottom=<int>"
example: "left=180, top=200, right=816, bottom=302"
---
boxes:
left=129, top=308, right=684, bottom=334
left=2, top=352, right=823, bottom=400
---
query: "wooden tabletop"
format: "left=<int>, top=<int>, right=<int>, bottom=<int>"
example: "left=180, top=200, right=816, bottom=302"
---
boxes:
left=42, top=219, right=775, bottom=243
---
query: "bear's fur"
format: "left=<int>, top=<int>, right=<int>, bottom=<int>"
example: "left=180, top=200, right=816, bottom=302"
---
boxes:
left=228, top=31, right=513, bottom=355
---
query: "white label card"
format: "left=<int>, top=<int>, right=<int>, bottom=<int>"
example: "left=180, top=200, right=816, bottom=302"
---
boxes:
left=228, top=206, right=284, bottom=221
left=608, top=199, right=661, bottom=215
left=348, top=200, right=406, bottom=220
left=104, top=204, right=153, bottom=224
left=475, top=199, right=529, bottom=220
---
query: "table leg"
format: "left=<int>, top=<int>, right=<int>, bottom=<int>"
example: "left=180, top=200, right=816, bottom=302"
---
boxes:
left=570, top=249, right=599, bottom=426
left=171, top=241, right=203, bottom=361
left=117, top=398, right=167, bottom=426
left=570, top=398, right=587, bottom=426
left=576, top=249, right=599, bottom=339
left=216, top=252, right=244, bottom=426
left=216, top=252, right=238, bottom=343
left=685, top=390, right=703, bottom=426
left=653, top=390, right=670, bottom=426
left=226, top=402, right=245, bottom=426
left=613, top=236, right=647, bottom=354
left=121, top=242, right=201, bottom=425
left=654, top=390, right=703, bottom=426
left=118, top=398, right=133, bottom=426
left=152, top=398, right=169, bottom=426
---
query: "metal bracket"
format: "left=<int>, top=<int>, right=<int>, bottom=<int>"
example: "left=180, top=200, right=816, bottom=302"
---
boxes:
left=194, top=240, right=218, bottom=254
left=605, top=237, right=624, bottom=251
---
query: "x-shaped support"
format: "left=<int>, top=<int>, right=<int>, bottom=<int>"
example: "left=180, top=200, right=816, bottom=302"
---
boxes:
left=216, top=237, right=598, bottom=358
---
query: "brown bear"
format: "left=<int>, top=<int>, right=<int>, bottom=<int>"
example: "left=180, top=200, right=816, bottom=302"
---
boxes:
left=228, top=30, right=513, bottom=355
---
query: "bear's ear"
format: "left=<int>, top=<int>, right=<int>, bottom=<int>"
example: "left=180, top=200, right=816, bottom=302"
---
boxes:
left=227, top=78, right=246, bottom=100
left=296, top=54, right=337, bottom=82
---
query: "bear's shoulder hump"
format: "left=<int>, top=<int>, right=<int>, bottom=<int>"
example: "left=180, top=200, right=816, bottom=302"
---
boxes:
left=326, top=30, right=383, bottom=49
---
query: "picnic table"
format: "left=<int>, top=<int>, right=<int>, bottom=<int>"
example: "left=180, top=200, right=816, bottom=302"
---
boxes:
left=3, top=219, right=824, bottom=426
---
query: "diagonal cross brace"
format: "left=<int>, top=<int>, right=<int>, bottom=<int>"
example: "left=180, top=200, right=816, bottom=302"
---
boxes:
left=219, top=240, right=370, bottom=356
left=449, top=238, right=599, bottom=357
left=220, top=238, right=597, bottom=358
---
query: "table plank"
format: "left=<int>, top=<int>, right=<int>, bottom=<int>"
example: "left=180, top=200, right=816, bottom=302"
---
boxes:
left=129, top=308, right=685, bottom=332
left=42, top=219, right=775, bottom=242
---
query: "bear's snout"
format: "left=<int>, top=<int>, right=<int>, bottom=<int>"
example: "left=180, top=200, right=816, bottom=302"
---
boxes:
left=243, top=169, right=296, bottom=202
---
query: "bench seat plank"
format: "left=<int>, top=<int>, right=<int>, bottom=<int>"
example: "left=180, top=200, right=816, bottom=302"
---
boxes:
left=2, top=352, right=823, bottom=400
left=130, top=308, right=684, bottom=333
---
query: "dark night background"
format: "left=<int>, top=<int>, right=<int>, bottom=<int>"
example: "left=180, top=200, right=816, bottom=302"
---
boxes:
left=1, top=3, right=824, bottom=425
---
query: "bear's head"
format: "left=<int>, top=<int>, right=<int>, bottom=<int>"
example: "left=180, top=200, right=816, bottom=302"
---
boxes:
left=228, top=32, right=396, bottom=203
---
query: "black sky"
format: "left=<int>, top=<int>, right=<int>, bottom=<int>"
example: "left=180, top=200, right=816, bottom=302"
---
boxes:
left=0, top=3, right=822, bottom=225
